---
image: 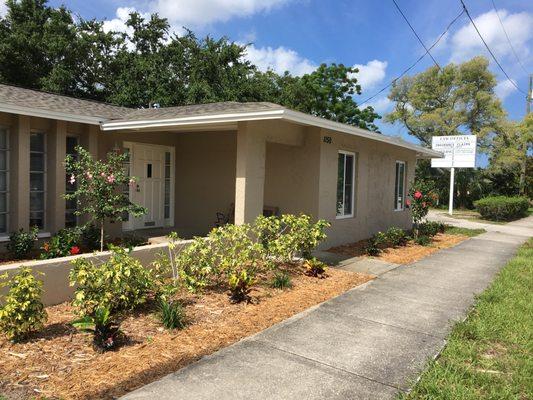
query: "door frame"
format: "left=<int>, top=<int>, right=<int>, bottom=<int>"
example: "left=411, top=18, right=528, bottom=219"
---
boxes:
left=122, top=141, right=175, bottom=232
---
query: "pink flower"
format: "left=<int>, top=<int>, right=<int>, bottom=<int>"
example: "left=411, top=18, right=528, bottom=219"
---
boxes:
left=414, top=191, right=422, bottom=199
left=129, top=178, right=136, bottom=187
left=86, top=172, right=93, bottom=180
left=69, top=175, right=76, bottom=184
left=405, top=199, right=411, bottom=207
left=100, top=172, right=106, bottom=177
left=422, top=202, right=427, bottom=208
left=107, top=174, right=115, bottom=184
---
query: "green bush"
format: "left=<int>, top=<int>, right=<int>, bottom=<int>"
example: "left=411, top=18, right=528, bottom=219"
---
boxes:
left=304, top=258, right=328, bottom=277
left=271, top=272, right=292, bottom=289
left=72, top=306, right=120, bottom=352
left=69, top=246, right=152, bottom=316
left=365, top=231, right=386, bottom=256
left=419, top=221, right=445, bottom=238
left=228, top=268, right=255, bottom=303
left=254, top=214, right=330, bottom=262
left=158, top=300, right=186, bottom=330
left=7, top=227, right=38, bottom=260
left=0, top=267, right=47, bottom=341
left=415, top=235, right=432, bottom=246
left=40, top=227, right=82, bottom=259
left=385, top=227, right=409, bottom=247
left=80, top=224, right=102, bottom=251
left=474, top=196, right=529, bottom=221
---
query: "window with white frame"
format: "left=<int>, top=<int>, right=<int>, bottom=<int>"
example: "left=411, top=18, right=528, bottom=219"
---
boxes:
left=394, top=161, right=406, bottom=210
left=164, top=151, right=171, bottom=219
left=0, top=127, right=8, bottom=233
left=65, top=136, right=78, bottom=227
left=30, top=132, right=46, bottom=229
left=336, top=151, right=355, bottom=218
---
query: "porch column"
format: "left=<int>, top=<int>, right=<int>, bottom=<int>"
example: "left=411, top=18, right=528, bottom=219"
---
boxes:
left=46, top=120, right=67, bottom=233
left=9, top=115, right=30, bottom=231
left=81, top=124, right=99, bottom=157
left=234, top=122, right=266, bottom=225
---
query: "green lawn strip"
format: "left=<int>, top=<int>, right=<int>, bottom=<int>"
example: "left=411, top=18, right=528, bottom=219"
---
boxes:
left=444, top=226, right=486, bottom=237
left=400, top=238, right=533, bottom=400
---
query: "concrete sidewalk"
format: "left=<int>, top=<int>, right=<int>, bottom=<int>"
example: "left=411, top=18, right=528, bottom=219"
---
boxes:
left=123, top=222, right=531, bottom=399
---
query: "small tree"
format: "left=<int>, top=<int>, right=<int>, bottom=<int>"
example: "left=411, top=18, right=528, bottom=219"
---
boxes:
left=407, top=181, right=438, bottom=238
left=64, top=146, right=146, bottom=251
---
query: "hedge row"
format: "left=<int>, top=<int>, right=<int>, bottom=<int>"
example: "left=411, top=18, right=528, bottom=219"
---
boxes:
left=473, top=196, right=529, bottom=221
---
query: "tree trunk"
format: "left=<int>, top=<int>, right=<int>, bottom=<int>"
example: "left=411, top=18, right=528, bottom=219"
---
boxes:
left=100, top=220, right=104, bottom=252
left=518, top=152, right=526, bottom=196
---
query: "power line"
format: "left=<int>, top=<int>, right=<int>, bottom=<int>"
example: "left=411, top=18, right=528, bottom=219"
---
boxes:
left=460, top=0, right=527, bottom=95
left=391, top=0, right=440, bottom=69
left=490, top=0, right=528, bottom=75
left=358, top=9, right=465, bottom=107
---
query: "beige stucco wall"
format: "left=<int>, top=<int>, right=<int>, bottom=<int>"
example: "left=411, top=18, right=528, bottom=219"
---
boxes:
left=316, top=129, right=416, bottom=248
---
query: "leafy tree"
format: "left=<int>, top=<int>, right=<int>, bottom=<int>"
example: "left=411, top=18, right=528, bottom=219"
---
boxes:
left=488, top=114, right=532, bottom=196
left=385, top=57, right=506, bottom=147
left=64, top=147, right=146, bottom=251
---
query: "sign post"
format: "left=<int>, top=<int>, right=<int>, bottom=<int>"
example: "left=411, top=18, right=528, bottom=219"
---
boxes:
left=431, top=135, right=476, bottom=216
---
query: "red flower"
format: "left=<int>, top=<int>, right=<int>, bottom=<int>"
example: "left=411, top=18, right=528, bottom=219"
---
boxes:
left=70, top=246, right=80, bottom=255
left=414, top=191, right=422, bottom=199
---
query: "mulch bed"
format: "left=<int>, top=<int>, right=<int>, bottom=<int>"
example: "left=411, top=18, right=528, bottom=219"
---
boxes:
left=0, top=267, right=372, bottom=400
left=328, top=233, right=469, bottom=265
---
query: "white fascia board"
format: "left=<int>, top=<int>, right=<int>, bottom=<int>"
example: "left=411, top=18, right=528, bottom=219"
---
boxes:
left=100, top=109, right=286, bottom=130
left=101, top=108, right=443, bottom=158
left=0, top=103, right=104, bottom=125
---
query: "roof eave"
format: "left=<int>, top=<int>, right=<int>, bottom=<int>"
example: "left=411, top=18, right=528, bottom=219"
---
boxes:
left=0, top=103, right=104, bottom=125
left=101, top=109, right=443, bottom=159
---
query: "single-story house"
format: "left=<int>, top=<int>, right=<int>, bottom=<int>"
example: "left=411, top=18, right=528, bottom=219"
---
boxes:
left=0, top=83, right=441, bottom=248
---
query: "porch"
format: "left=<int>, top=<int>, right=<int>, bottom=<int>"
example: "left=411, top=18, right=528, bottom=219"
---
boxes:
left=105, top=120, right=322, bottom=240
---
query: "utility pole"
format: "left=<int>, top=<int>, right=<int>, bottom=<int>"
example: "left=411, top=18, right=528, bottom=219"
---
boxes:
left=519, top=74, right=531, bottom=196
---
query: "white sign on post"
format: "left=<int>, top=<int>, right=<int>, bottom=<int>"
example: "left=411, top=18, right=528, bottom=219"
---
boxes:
left=431, top=135, right=477, bottom=216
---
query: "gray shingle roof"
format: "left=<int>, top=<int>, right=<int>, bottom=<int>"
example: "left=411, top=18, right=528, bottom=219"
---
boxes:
left=0, top=84, right=130, bottom=120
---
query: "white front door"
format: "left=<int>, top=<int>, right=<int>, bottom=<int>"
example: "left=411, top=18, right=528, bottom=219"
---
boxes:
left=123, top=142, right=174, bottom=231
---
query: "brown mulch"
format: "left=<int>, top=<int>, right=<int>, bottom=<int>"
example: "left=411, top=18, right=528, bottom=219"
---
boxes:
left=328, top=233, right=469, bottom=265
left=0, top=268, right=372, bottom=400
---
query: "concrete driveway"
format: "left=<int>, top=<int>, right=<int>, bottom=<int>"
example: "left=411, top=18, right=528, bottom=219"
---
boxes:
left=123, top=217, right=531, bottom=400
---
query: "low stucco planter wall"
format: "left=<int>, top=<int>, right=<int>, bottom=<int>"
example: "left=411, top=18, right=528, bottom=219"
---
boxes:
left=0, top=240, right=192, bottom=306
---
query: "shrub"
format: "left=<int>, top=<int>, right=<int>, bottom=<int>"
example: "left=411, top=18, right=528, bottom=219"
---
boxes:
left=80, top=224, right=102, bottom=251
left=158, top=300, right=186, bottom=330
left=254, top=214, right=330, bottom=262
left=0, top=268, right=47, bottom=341
left=72, top=306, right=120, bottom=352
left=7, top=227, right=38, bottom=260
left=415, top=235, right=431, bottom=246
left=365, top=231, right=386, bottom=256
left=418, top=221, right=445, bottom=238
left=40, top=227, right=82, bottom=259
left=228, top=268, right=255, bottom=303
left=304, top=258, right=328, bottom=278
left=69, top=246, right=152, bottom=316
left=385, top=227, right=409, bottom=247
left=474, top=196, right=529, bottom=221
left=271, top=272, right=292, bottom=289
left=407, top=181, right=438, bottom=237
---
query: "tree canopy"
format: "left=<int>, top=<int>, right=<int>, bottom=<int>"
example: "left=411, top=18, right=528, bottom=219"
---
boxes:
left=0, top=0, right=380, bottom=130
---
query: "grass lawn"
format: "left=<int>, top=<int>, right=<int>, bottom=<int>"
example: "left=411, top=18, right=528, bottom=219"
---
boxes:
left=444, top=225, right=486, bottom=237
left=401, top=238, right=533, bottom=400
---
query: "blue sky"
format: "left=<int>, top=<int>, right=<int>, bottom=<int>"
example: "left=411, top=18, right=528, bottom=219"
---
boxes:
left=8, top=0, right=533, bottom=160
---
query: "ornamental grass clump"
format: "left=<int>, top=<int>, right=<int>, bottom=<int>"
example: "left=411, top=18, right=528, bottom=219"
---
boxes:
left=158, top=300, right=186, bottom=330
left=271, top=271, right=292, bottom=289
left=0, top=267, right=47, bottom=342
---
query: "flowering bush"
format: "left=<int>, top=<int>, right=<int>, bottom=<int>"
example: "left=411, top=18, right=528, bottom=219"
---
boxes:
left=40, top=227, right=82, bottom=259
left=64, top=146, right=146, bottom=251
left=407, top=181, right=438, bottom=237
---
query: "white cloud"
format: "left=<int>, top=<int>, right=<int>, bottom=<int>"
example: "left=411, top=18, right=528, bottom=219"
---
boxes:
left=0, top=0, right=8, bottom=17
left=244, top=44, right=317, bottom=75
left=450, top=9, right=533, bottom=63
left=153, top=0, right=290, bottom=27
left=366, top=96, right=393, bottom=113
left=102, top=7, right=137, bottom=36
left=494, top=79, right=517, bottom=101
left=352, top=60, right=388, bottom=89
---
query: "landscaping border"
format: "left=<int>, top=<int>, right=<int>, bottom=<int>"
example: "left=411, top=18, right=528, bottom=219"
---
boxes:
left=0, top=240, right=192, bottom=306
